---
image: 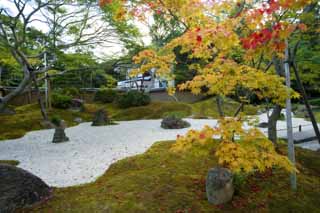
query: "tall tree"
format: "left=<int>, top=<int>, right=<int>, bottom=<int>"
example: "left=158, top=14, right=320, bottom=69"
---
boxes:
left=0, top=0, right=117, bottom=117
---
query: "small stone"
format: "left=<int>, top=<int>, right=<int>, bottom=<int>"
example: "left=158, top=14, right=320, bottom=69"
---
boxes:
left=40, top=120, right=55, bottom=129
left=258, top=122, right=268, bottom=128
left=92, top=109, right=112, bottom=126
left=74, top=117, right=83, bottom=123
left=206, top=167, right=234, bottom=205
left=0, top=107, right=15, bottom=115
left=161, top=116, right=190, bottom=129
left=52, top=120, right=69, bottom=143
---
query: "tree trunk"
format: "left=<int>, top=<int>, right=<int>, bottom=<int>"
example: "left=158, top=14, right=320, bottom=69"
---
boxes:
left=0, top=66, right=31, bottom=113
left=32, top=76, right=48, bottom=121
left=292, top=62, right=320, bottom=144
left=268, top=104, right=281, bottom=146
left=216, top=95, right=224, bottom=117
left=267, top=56, right=285, bottom=145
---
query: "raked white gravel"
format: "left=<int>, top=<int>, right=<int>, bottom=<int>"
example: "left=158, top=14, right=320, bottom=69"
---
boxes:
left=0, top=114, right=318, bottom=187
left=0, top=119, right=217, bottom=187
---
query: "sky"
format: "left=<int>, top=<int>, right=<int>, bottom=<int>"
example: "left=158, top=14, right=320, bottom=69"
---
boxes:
left=0, top=1, right=152, bottom=59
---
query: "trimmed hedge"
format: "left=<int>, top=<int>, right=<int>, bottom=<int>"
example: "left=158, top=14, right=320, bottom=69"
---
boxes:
left=52, top=93, right=72, bottom=109
left=62, top=87, right=80, bottom=97
left=116, top=91, right=151, bottom=108
left=94, top=89, right=118, bottom=103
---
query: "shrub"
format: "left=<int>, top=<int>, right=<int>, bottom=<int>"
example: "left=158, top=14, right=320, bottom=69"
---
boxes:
left=309, top=98, right=320, bottom=106
left=62, top=87, right=80, bottom=97
left=94, top=89, right=118, bottom=103
left=116, top=91, right=151, bottom=108
left=52, top=93, right=72, bottom=109
left=51, top=115, right=61, bottom=127
left=161, top=114, right=190, bottom=129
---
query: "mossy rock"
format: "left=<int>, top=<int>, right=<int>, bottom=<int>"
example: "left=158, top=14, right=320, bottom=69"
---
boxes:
left=161, top=116, right=191, bottom=129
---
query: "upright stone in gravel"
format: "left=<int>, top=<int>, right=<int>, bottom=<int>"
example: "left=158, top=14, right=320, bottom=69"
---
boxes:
left=52, top=120, right=69, bottom=143
left=206, top=167, right=234, bottom=205
left=92, top=109, right=111, bottom=126
left=0, top=164, right=51, bottom=213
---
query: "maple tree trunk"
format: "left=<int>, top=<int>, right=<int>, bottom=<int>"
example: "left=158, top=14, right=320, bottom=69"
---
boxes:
left=216, top=95, right=224, bottom=117
left=268, top=104, right=281, bottom=146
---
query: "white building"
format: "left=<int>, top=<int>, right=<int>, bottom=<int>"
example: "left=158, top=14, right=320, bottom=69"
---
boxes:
left=117, top=68, right=173, bottom=92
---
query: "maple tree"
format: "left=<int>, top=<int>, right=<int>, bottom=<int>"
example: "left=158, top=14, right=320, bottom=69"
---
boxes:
left=99, top=0, right=314, bottom=174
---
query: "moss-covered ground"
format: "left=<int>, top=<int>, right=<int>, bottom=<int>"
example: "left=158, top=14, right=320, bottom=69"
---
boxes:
left=18, top=141, right=320, bottom=213
left=0, top=97, right=258, bottom=140
left=0, top=160, right=19, bottom=166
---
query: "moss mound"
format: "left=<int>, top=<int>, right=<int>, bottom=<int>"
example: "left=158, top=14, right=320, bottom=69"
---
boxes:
left=0, top=104, right=93, bottom=140
left=113, top=102, right=192, bottom=121
left=21, top=141, right=320, bottom=213
left=0, top=160, right=19, bottom=166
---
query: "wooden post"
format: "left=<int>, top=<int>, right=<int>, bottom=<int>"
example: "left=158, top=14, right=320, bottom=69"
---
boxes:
left=284, top=40, right=297, bottom=190
left=47, top=76, right=52, bottom=110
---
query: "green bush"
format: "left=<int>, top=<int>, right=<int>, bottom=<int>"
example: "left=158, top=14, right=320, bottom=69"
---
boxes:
left=309, top=98, right=320, bottom=106
left=116, top=91, right=151, bottom=108
left=51, top=115, right=61, bottom=126
left=52, top=93, right=72, bottom=109
left=62, top=87, right=80, bottom=97
left=94, top=89, right=118, bottom=103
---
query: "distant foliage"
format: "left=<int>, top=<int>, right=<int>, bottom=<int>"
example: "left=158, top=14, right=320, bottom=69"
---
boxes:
left=52, top=93, right=72, bottom=109
left=116, top=91, right=150, bottom=108
left=171, top=118, right=295, bottom=174
left=51, top=115, right=61, bottom=127
left=62, top=87, right=80, bottom=97
left=309, top=98, right=320, bottom=106
left=94, top=89, right=118, bottom=103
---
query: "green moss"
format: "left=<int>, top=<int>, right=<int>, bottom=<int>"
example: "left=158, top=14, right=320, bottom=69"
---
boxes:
left=191, top=97, right=258, bottom=118
left=0, top=104, right=93, bottom=140
left=0, top=160, right=19, bottom=166
left=21, top=141, right=320, bottom=213
left=113, top=102, right=192, bottom=121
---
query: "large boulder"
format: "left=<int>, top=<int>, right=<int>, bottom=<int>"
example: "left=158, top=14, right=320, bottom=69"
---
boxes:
left=206, top=167, right=234, bottom=205
left=0, top=164, right=51, bottom=212
left=161, top=116, right=190, bottom=129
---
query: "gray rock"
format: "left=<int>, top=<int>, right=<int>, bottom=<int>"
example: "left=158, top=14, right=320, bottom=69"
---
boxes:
left=0, top=107, right=15, bottom=115
left=74, top=117, right=83, bottom=123
left=258, top=122, right=268, bottom=128
left=40, top=120, right=55, bottom=129
left=161, top=116, right=190, bottom=129
left=92, top=109, right=112, bottom=126
left=206, top=167, right=234, bottom=205
left=0, top=164, right=51, bottom=213
left=52, top=120, right=69, bottom=143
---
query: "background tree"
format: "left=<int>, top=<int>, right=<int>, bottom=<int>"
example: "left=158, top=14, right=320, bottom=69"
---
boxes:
left=0, top=0, right=118, bottom=118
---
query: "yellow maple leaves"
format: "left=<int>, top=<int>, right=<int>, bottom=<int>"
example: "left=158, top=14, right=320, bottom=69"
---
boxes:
left=171, top=117, right=296, bottom=174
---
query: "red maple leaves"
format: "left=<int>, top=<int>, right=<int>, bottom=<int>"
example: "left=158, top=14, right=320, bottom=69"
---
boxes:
left=99, top=0, right=112, bottom=7
left=241, top=28, right=273, bottom=49
left=240, top=23, right=287, bottom=51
